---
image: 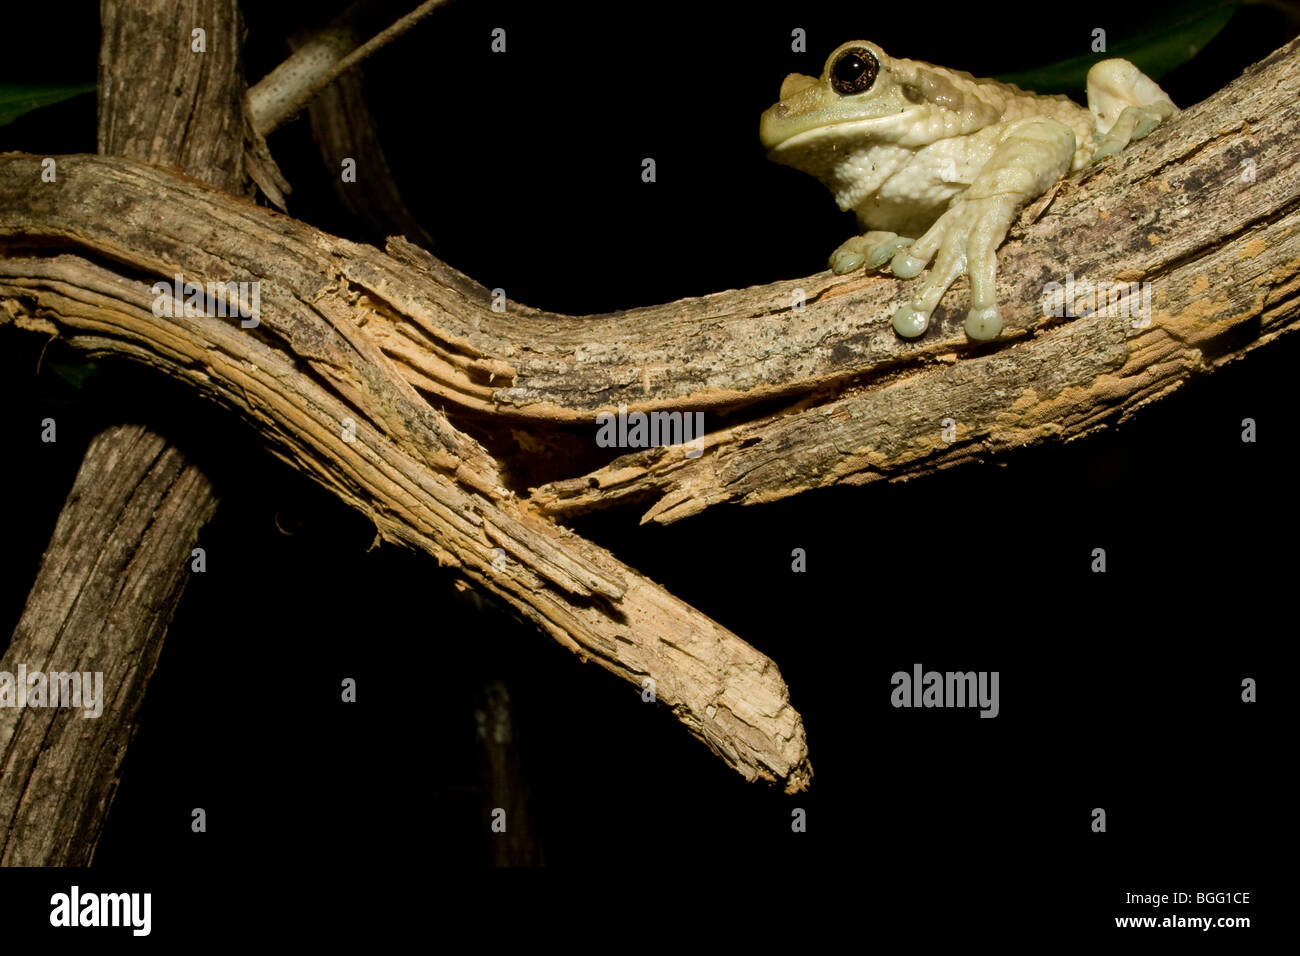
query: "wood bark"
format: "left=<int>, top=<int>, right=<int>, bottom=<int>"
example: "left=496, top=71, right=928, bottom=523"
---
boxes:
left=0, top=151, right=814, bottom=792
left=98, top=0, right=251, bottom=197
left=0, top=425, right=217, bottom=864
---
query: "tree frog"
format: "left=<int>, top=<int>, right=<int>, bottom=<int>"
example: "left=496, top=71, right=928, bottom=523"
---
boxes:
left=760, top=41, right=1177, bottom=340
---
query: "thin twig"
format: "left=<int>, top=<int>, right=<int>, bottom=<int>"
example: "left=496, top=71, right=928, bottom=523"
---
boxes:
left=249, top=0, right=453, bottom=136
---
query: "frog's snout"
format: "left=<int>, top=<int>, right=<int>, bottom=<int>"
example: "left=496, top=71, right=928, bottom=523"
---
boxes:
left=758, top=107, right=786, bottom=149
left=779, top=73, right=818, bottom=101
left=760, top=74, right=821, bottom=149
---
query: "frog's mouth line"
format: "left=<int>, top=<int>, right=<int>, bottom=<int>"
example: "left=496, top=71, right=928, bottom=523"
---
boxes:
left=761, top=118, right=889, bottom=153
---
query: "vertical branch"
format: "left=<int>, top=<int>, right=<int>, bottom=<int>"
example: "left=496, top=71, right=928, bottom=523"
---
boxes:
left=0, top=0, right=249, bottom=864
left=98, top=0, right=250, bottom=195
left=0, top=426, right=217, bottom=863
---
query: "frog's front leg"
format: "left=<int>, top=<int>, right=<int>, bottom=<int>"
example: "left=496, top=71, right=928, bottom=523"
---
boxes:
left=830, top=231, right=914, bottom=274
left=890, top=118, right=1078, bottom=341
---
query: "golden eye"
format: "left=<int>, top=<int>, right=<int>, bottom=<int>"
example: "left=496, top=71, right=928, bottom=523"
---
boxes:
left=830, top=48, right=879, bottom=96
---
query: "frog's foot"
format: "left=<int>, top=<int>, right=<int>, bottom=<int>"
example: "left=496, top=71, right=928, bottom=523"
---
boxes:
left=1086, top=59, right=1177, bottom=159
left=891, top=117, right=1079, bottom=341
left=892, top=247, right=1004, bottom=340
left=889, top=202, right=981, bottom=338
left=1094, top=102, right=1177, bottom=158
left=829, top=231, right=913, bottom=275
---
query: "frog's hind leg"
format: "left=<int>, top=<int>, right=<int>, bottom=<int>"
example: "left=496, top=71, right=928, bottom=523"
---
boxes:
left=1087, top=59, right=1177, bottom=158
left=891, top=117, right=1078, bottom=340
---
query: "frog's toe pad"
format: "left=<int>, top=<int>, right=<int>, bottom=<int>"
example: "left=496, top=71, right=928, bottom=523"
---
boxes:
left=1093, top=139, right=1121, bottom=159
left=830, top=248, right=866, bottom=275
left=865, top=235, right=912, bottom=269
left=893, top=303, right=930, bottom=338
left=965, top=306, right=1003, bottom=341
left=890, top=251, right=928, bottom=280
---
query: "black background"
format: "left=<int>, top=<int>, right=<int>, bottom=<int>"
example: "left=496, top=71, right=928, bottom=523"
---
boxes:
left=0, top=0, right=1286, bottom=942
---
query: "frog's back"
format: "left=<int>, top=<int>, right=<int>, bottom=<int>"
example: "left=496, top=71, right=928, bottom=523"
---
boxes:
left=894, top=57, right=1097, bottom=168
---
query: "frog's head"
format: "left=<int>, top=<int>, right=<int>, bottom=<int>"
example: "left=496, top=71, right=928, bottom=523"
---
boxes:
left=759, top=38, right=993, bottom=162
left=760, top=41, right=1001, bottom=205
left=759, top=42, right=926, bottom=157
left=759, top=41, right=925, bottom=148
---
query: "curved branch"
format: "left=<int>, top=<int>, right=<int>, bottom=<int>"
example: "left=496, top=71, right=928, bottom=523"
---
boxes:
left=0, top=159, right=811, bottom=792
left=7, top=42, right=1297, bottom=445
left=531, top=40, right=1300, bottom=522
left=2, top=39, right=1297, bottom=792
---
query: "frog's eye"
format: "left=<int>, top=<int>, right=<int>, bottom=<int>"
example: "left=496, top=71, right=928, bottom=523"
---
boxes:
left=829, top=48, right=879, bottom=96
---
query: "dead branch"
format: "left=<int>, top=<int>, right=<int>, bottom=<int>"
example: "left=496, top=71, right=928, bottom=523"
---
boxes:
left=18, top=43, right=1299, bottom=454
left=0, top=153, right=811, bottom=792
left=4, top=39, right=1298, bottom=797
left=530, top=42, right=1300, bottom=519
left=248, top=0, right=452, bottom=137
left=0, top=425, right=217, bottom=864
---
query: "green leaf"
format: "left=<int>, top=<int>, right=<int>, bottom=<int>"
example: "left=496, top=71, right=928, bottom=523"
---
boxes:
left=46, top=359, right=100, bottom=389
left=0, top=83, right=96, bottom=127
left=995, top=1, right=1240, bottom=92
